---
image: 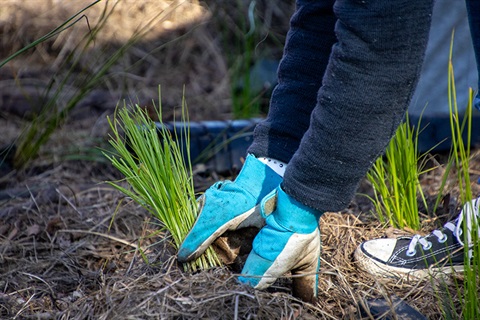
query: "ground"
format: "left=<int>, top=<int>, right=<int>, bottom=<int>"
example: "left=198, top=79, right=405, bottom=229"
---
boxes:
left=1, top=1, right=480, bottom=319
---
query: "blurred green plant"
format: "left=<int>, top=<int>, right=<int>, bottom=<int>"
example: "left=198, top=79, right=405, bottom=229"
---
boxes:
left=215, top=0, right=285, bottom=119
left=1, top=0, right=101, bottom=169
left=230, top=1, right=261, bottom=119
left=2, top=1, right=182, bottom=169
left=104, top=93, right=221, bottom=272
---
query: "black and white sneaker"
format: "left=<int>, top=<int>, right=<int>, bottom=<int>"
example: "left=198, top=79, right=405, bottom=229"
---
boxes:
left=355, top=198, right=480, bottom=279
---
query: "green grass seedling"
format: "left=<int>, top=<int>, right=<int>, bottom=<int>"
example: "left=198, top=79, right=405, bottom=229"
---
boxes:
left=4, top=0, right=104, bottom=169
left=106, top=96, right=221, bottom=271
left=104, top=95, right=221, bottom=272
left=366, top=113, right=434, bottom=230
left=216, top=0, right=263, bottom=119
left=230, top=1, right=261, bottom=119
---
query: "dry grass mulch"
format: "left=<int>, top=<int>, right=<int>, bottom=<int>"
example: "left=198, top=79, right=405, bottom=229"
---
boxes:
left=1, top=117, right=479, bottom=319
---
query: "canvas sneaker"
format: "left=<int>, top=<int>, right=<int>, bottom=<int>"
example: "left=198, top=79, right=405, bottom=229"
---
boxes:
left=355, top=197, right=480, bottom=279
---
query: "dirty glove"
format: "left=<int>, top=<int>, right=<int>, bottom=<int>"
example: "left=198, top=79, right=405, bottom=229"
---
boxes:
left=239, top=186, right=323, bottom=303
left=177, top=154, right=283, bottom=262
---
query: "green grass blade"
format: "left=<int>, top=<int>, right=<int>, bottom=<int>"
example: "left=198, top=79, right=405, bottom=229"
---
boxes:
left=104, top=97, right=221, bottom=272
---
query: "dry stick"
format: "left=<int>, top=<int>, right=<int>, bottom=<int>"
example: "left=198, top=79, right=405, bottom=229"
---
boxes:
left=234, top=295, right=239, bottom=320
left=58, top=229, right=147, bottom=252
left=26, top=185, right=41, bottom=213
left=7, top=288, right=34, bottom=297
left=135, top=279, right=183, bottom=311
left=125, top=245, right=139, bottom=275
left=19, top=272, right=55, bottom=297
left=13, top=293, right=36, bottom=320
left=302, top=301, right=338, bottom=320
left=56, top=188, right=84, bottom=218
left=320, top=257, right=364, bottom=316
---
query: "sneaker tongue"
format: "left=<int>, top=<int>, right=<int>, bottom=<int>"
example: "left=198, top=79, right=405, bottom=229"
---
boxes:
left=446, top=198, right=480, bottom=248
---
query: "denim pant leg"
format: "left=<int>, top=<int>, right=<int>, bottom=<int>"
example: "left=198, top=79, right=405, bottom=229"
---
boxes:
left=282, top=0, right=434, bottom=212
left=248, top=0, right=337, bottom=163
left=465, top=0, right=480, bottom=110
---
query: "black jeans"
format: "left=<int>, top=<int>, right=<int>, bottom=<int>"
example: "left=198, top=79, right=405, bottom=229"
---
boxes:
left=248, top=0, right=435, bottom=211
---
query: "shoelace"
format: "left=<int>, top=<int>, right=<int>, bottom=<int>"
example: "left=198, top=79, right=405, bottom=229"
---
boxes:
left=406, top=198, right=480, bottom=257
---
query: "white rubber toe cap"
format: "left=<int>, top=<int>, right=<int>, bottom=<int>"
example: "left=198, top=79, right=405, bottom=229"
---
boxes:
left=361, top=238, right=398, bottom=262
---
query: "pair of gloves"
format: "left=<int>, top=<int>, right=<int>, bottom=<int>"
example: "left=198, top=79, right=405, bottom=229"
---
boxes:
left=177, top=154, right=323, bottom=302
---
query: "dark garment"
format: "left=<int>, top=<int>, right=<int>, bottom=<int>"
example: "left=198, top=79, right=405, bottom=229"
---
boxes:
left=248, top=0, right=435, bottom=212
left=465, top=0, right=480, bottom=110
left=249, top=0, right=337, bottom=163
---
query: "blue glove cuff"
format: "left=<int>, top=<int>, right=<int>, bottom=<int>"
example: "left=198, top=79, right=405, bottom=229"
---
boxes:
left=261, top=187, right=323, bottom=234
left=234, top=154, right=283, bottom=199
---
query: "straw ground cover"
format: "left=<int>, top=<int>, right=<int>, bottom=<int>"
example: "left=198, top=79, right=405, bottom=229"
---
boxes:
left=1, top=1, right=480, bottom=318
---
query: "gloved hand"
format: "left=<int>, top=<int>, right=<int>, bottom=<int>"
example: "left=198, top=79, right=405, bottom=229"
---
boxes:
left=177, top=154, right=283, bottom=263
left=238, top=186, right=323, bottom=303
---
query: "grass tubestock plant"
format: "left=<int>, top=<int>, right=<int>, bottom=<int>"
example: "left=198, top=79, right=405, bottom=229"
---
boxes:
left=104, top=95, right=222, bottom=272
left=366, top=113, right=437, bottom=230
left=204, top=0, right=293, bottom=119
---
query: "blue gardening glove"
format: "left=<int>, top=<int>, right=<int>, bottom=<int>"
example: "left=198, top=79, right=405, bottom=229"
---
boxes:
left=177, top=154, right=283, bottom=263
left=239, top=187, right=323, bottom=303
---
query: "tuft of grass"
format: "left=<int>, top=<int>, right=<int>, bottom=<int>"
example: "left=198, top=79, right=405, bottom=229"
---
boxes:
left=366, top=113, right=436, bottom=230
left=3, top=0, right=103, bottom=169
left=103, top=92, right=222, bottom=272
left=444, top=31, right=479, bottom=318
